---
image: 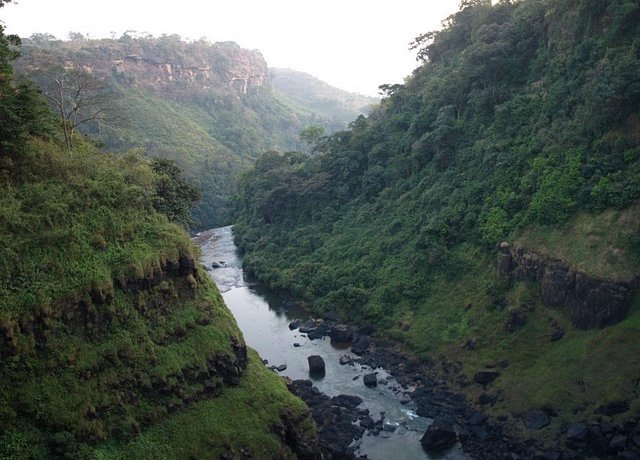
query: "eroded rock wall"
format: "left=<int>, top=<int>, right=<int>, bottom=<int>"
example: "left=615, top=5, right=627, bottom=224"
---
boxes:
left=498, top=242, right=637, bottom=328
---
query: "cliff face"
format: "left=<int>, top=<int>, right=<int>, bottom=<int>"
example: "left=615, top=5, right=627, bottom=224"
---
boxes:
left=40, top=40, right=270, bottom=97
left=498, top=242, right=638, bottom=329
left=110, top=43, right=268, bottom=96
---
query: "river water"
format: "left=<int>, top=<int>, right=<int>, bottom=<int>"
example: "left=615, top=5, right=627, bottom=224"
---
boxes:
left=195, top=226, right=466, bottom=460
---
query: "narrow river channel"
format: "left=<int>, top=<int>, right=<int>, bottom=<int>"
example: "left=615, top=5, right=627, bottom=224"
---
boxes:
left=195, top=226, right=467, bottom=460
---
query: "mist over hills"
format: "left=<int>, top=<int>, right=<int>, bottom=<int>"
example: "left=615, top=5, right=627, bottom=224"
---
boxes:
left=15, top=34, right=377, bottom=228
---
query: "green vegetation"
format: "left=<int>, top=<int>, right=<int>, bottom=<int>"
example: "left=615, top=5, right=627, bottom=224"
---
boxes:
left=14, top=36, right=375, bottom=229
left=0, top=25, right=315, bottom=459
left=233, top=0, right=640, bottom=436
left=95, top=349, right=315, bottom=460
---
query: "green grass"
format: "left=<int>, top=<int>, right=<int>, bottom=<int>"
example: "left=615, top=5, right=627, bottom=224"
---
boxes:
left=94, top=349, right=313, bottom=460
left=517, top=204, right=640, bottom=280
left=0, top=137, right=314, bottom=459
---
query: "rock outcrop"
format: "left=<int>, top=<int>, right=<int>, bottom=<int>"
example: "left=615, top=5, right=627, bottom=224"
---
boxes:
left=498, top=242, right=637, bottom=328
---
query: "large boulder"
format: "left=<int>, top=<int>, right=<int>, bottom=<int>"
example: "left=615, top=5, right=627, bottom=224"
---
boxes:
left=420, top=417, right=457, bottom=453
left=363, top=373, right=377, bottom=387
left=331, top=394, right=363, bottom=409
left=329, top=324, right=353, bottom=342
left=308, top=355, right=325, bottom=376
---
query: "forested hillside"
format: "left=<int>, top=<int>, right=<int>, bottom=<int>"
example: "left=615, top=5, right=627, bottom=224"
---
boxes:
left=0, top=7, right=318, bottom=457
left=14, top=35, right=374, bottom=229
left=234, top=0, right=640, bottom=445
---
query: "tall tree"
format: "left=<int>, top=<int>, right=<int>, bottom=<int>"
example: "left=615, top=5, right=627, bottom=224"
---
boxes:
left=39, top=67, right=111, bottom=149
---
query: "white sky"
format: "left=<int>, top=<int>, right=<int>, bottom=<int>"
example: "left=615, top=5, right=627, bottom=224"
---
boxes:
left=2, top=0, right=461, bottom=96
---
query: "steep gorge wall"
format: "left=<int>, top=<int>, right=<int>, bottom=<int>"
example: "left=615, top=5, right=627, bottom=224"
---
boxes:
left=498, top=242, right=638, bottom=328
left=0, top=253, right=249, bottom=445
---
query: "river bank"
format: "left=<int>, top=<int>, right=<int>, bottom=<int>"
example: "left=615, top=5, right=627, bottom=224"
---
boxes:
left=196, top=226, right=640, bottom=459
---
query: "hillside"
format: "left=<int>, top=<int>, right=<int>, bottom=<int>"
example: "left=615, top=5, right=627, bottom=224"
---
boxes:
left=233, top=0, right=640, bottom=453
left=0, top=20, right=318, bottom=459
left=270, top=68, right=377, bottom=129
left=15, top=35, right=374, bottom=229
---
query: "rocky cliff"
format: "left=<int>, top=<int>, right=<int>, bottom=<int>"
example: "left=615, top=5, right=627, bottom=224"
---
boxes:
left=498, top=242, right=638, bottom=328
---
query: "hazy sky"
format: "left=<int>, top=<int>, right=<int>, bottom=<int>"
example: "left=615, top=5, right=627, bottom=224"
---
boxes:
left=2, top=0, right=461, bottom=96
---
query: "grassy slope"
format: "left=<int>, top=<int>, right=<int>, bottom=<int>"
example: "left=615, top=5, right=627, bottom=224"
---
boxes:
left=0, top=138, right=313, bottom=458
left=95, top=350, right=313, bottom=460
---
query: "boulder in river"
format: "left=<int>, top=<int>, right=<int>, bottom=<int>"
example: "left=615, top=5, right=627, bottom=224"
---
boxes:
left=339, top=355, right=352, bottom=365
left=288, top=319, right=302, bottom=330
left=331, top=394, right=363, bottom=409
left=308, top=355, right=325, bottom=376
left=329, top=324, right=353, bottom=342
left=420, top=417, right=457, bottom=453
left=299, top=320, right=317, bottom=334
left=363, top=373, right=377, bottom=387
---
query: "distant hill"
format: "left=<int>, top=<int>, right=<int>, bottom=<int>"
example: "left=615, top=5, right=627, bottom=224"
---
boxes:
left=270, top=68, right=378, bottom=129
left=14, top=35, right=374, bottom=229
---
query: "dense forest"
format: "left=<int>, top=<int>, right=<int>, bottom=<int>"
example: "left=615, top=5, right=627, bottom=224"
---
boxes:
left=0, top=3, right=318, bottom=457
left=234, top=0, right=640, bottom=443
left=13, top=35, right=376, bottom=229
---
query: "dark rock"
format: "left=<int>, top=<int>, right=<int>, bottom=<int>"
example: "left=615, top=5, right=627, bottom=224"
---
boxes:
left=363, top=373, right=377, bottom=387
left=541, top=260, right=574, bottom=307
left=503, top=244, right=635, bottom=329
left=566, top=422, right=588, bottom=443
left=210, top=261, right=222, bottom=269
left=287, top=379, right=364, bottom=458
left=293, top=342, right=301, bottom=347
left=568, top=273, right=633, bottom=329
left=598, top=400, right=630, bottom=416
left=307, top=355, right=325, bottom=376
left=383, top=422, right=398, bottom=432
left=275, top=364, right=287, bottom=372
left=351, top=335, right=371, bottom=355
left=339, top=355, right=352, bottom=365
left=468, top=412, right=488, bottom=426
left=288, top=319, right=302, bottom=330
left=332, top=394, right=363, bottom=408
left=522, top=410, right=550, bottom=430
left=329, top=324, right=353, bottom=342
left=498, top=242, right=513, bottom=277
left=307, top=329, right=326, bottom=340
left=420, top=417, right=457, bottom=453
left=610, top=434, right=628, bottom=451
left=359, top=415, right=375, bottom=430
left=299, top=320, right=317, bottom=334
left=474, top=370, right=500, bottom=385
left=620, top=452, right=640, bottom=460
left=358, top=324, right=375, bottom=335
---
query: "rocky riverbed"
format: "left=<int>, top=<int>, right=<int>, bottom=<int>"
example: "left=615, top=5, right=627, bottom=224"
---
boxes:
left=197, top=226, right=640, bottom=459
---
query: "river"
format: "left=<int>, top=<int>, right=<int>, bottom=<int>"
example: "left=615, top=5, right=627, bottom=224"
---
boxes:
left=195, top=226, right=467, bottom=460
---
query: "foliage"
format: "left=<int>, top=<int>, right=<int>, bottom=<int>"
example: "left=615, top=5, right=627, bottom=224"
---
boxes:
left=14, top=36, right=373, bottom=229
left=233, top=0, right=640, bottom=433
left=0, top=130, right=312, bottom=458
left=150, top=158, right=202, bottom=228
left=0, top=23, right=54, bottom=158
